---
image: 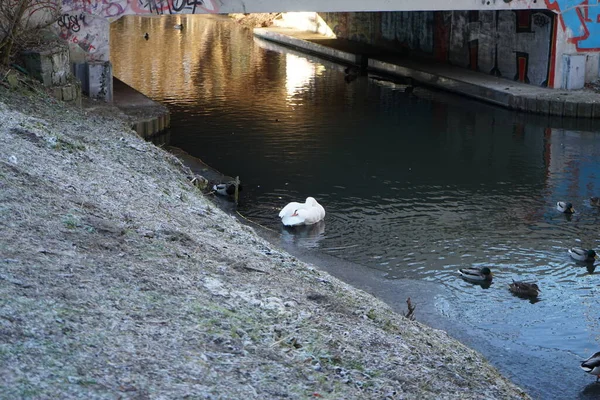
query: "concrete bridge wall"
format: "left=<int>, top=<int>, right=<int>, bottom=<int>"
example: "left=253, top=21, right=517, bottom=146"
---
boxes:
left=21, top=0, right=600, bottom=97
left=320, top=11, right=558, bottom=87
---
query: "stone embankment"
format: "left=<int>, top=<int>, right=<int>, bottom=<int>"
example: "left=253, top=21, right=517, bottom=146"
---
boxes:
left=0, top=81, right=529, bottom=399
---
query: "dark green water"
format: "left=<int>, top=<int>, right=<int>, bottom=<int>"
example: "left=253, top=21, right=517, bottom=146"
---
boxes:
left=111, top=14, right=600, bottom=399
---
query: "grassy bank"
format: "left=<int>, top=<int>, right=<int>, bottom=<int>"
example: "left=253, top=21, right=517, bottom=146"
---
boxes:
left=0, top=80, right=529, bottom=399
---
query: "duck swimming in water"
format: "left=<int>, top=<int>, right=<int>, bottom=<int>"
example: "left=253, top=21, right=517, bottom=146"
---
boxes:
left=556, top=201, right=575, bottom=213
left=508, top=280, right=540, bottom=298
left=581, top=351, right=600, bottom=382
left=458, top=267, right=493, bottom=283
left=279, top=197, right=325, bottom=226
left=568, top=247, right=598, bottom=263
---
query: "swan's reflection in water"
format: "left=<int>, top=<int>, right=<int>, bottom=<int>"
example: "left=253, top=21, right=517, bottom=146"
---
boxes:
left=280, top=221, right=326, bottom=249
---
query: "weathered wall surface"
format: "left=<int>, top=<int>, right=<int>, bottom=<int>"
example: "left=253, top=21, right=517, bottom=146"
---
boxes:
left=21, top=0, right=600, bottom=89
left=26, top=0, right=544, bottom=63
left=321, top=11, right=556, bottom=87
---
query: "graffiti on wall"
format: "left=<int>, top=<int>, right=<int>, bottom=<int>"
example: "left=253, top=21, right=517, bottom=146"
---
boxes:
left=26, top=0, right=600, bottom=72
left=440, top=10, right=555, bottom=87
left=381, top=12, right=434, bottom=54
left=26, top=0, right=223, bottom=61
left=322, top=10, right=555, bottom=87
left=60, top=0, right=221, bottom=18
left=546, top=0, right=600, bottom=51
left=436, top=10, right=555, bottom=87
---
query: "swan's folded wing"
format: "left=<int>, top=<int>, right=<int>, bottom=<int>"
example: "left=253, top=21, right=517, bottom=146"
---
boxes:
left=279, top=202, right=303, bottom=218
left=281, top=214, right=305, bottom=226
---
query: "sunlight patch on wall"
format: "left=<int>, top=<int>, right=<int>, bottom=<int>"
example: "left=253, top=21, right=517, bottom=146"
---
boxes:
left=274, top=12, right=336, bottom=38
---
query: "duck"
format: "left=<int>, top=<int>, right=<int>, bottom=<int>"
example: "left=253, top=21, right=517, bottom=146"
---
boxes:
left=173, top=24, right=183, bottom=30
left=591, top=197, right=600, bottom=206
left=344, top=66, right=360, bottom=83
left=278, top=197, right=325, bottom=226
left=213, top=181, right=241, bottom=196
left=144, top=32, right=149, bottom=40
left=458, top=267, right=493, bottom=283
left=344, top=66, right=359, bottom=76
left=568, top=247, right=598, bottom=263
left=581, top=351, right=600, bottom=382
left=508, top=280, right=540, bottom=297
left=556, top=201, right=575, bottom=213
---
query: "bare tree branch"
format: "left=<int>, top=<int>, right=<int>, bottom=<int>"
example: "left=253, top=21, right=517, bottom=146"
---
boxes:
left=0, top=0, right=61, bottom=65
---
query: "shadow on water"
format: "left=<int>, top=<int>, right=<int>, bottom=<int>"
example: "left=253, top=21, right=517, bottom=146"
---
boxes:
left=580, top=382, right=600, bottom=399
left=509, top=291, right=542, bottom=304
left=111, top=14, right=600, bottom=400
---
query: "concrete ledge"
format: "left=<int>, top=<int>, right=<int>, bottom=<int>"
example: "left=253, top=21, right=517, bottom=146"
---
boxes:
left=21, top=45, right=70, bottom=87
left=563, top=101, right=578, bottom=118
left=593, top=103, right=600, bottom=119
left=254, top=28, right=363, bottom=66
left=254, top=27, right=600, bottom=119
left=113, top=78, right=170, bottom=139
left=369, top=59, right=515, bottom=109
left=131, top=113, right=171, bottom=139
left=50, top=81, right=82, bottom=107
left=577, top=102, right=592, bottom=118
left=549, top=99, right=564, bottom=116
left=536, top=98, right=550, bottom=115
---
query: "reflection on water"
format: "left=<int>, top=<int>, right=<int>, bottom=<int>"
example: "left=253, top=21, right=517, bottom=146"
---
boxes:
left=280, top=220, right=326, bottom=249
left=284, top=53, right=326, bottom=100
left=111, top=14, right=600, bottom=399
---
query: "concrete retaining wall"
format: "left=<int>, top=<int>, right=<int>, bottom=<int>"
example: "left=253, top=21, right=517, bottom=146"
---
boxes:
left=21, top=45, right=71, bottom=87
left=21, top=45, right=82, bottom=107
left=321, top=11, right=558, bottom=88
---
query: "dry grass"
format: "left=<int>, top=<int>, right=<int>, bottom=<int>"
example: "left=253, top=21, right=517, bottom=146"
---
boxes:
left=229, top=13, right=281, bottom=29
left=0, top=83, right=530, bottom=399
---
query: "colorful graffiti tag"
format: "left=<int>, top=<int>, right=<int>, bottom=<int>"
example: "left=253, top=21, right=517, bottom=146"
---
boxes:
left=60, top=0, right=220, bottom=18
left=37, top=0, right=222, bottom=61
left=322, top=10, right=556, bottom=87
left=25, top=0, right=600, bottom=74
left=546, top=0, right=600, bottom=51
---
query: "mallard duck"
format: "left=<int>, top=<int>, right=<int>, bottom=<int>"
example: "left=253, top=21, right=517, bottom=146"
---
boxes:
left=556, top=201, right=575, bottom=213
left=581, top=351, right=600, bottom=381
left=591, top=197, right=600, bottom=206
left=508, top=280, right=540, bottom=297
left=344, top=66, right=360, bottom=83
left=568, top=247, right=598, bottom=263
left=279, top=197, right=325, bottom=226
left=213, top=182, right=241, bottom=196
left=458, top=267, right=493, bottom=283
left=174, top=24, right=183, bottom=29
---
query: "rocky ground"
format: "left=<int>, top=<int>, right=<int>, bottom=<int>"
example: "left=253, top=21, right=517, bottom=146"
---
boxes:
left=0, top=74, right=530, bottom=399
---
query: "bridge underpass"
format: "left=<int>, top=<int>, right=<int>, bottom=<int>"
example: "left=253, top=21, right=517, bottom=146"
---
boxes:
left=43, top=0, right=600, bottom=99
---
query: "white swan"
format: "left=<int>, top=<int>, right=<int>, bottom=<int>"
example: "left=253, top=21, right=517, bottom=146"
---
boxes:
left=278, top=197, right=325, bottom=226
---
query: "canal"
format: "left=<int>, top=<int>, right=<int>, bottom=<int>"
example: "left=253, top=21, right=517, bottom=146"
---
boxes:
left=111, top=14, right=600, bottom=399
